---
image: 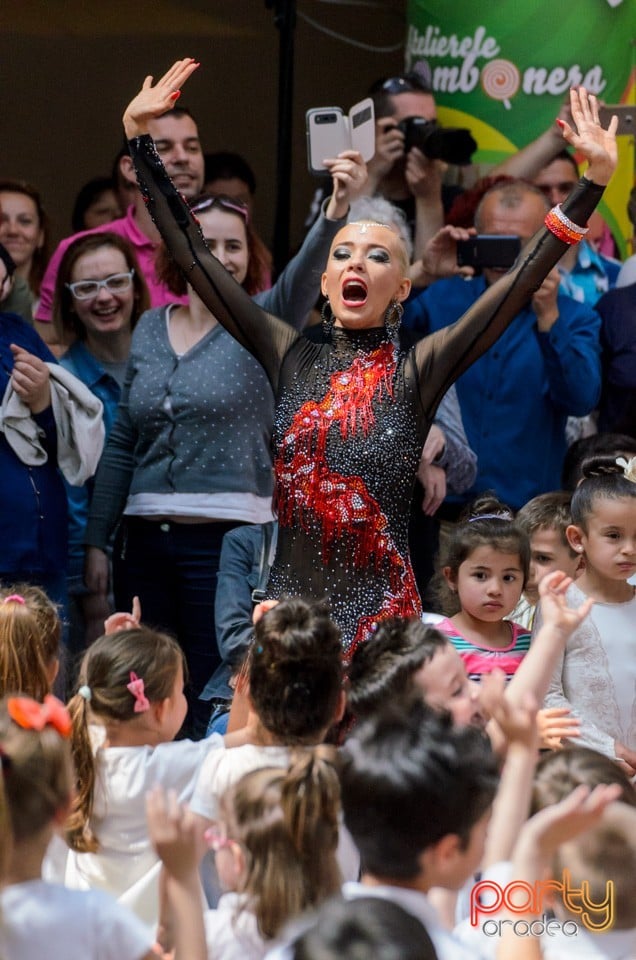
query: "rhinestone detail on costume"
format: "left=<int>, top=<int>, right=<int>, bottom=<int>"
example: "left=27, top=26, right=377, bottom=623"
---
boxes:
left=274, top=341, right=421, bottom=657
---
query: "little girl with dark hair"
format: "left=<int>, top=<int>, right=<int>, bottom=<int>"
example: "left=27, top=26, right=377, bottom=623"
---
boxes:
left=435, top=494, right=531, bottom=681
left=189, top=597, right=359, bottom=885
left=543, top=454, right=636, bottom=770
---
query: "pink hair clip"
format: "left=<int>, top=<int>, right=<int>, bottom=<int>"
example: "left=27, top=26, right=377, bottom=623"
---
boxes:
left=3, top=594, right=25, bottom=605
left=127, top=672, right=150, bottom=713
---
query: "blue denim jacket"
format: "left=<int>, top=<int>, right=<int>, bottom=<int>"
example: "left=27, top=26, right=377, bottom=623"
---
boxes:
left=59, top=341, right=123, bottom=579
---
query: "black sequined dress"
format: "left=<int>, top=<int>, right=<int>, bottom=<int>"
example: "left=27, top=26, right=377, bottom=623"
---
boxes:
left=130, top=135, right=604, bottom=656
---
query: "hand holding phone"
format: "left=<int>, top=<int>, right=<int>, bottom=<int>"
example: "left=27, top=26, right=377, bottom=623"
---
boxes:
left=456, top=235, right=521, bottom=270
left=306, top=98, right=375, bottom=175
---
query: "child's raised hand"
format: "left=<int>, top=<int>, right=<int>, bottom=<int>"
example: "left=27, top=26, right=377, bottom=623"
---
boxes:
left=523, top=782, right=623, bottom=858
left=252, top=598, right=278, bottom=624
left=481, top=669, right=539, bottom=751
left=538, top=570, right=593, bottom=638
left=123, top=59, right=200, bottom=139
left=146, top=786, right=203, bottom=882
left=103, top=595, right=142, bottom=635
left=537, top=706, right=581, bottom=750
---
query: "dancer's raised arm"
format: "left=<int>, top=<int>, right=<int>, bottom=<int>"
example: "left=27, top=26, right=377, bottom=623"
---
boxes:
left=123, top=60, right=297, bottom=386
left=414, top=87, right=618, bottom=418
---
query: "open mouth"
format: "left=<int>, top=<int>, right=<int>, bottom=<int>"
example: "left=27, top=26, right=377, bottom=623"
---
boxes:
left=342, top=278, right=368, bottom=306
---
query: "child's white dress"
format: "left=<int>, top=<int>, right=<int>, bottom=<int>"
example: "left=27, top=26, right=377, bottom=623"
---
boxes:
left=0, top=879, right=153, bottom=960
left=64, top=729, right=223, bottom=929
left=190, top=742, right=360, bottom=889
left=543, top=584, right=636, bottom=756
left=204, top=892, right=267, bottom=960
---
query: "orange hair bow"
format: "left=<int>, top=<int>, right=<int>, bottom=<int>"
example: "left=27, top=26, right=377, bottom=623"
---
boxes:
left=7, top=694, right=72, bottom=738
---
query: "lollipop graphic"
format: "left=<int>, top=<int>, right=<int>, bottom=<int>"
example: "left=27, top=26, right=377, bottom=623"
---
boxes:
left=481, top=59, right=521, bottom=110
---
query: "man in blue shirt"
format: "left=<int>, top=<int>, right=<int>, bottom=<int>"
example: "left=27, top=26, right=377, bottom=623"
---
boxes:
left=404, top=179, right=601, bottom=512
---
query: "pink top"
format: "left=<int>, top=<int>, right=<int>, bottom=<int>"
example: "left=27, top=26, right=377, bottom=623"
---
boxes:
left=36, top=206, right=188, bottom=323
left=437, top=617, right=531, bottom=682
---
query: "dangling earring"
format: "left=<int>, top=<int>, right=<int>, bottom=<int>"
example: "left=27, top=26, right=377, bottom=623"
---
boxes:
left=321, top=298, right=335, bottom=336
left=384, top=300, right=403, bottom=339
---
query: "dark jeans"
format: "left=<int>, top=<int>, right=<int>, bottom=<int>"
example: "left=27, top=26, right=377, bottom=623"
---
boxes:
left=113, top=517, right=241, bottom=739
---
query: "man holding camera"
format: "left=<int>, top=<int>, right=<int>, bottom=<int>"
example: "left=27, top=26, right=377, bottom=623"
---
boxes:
left=403, top=179, right=602, bottom=513
left=303, top=72, right=472, bottom=266
left=364, top=73, right=474, bottom=265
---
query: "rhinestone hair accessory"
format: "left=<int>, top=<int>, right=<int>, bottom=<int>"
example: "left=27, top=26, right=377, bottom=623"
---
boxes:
left=3, top=594, right=25, bottom=605
left=356, top=220, right=397, bottom=235
left=616, top=456, right=636, bottom=484
left=467, top=512, right=513, bottom=523
left=127, top=672, right=150, bottom=713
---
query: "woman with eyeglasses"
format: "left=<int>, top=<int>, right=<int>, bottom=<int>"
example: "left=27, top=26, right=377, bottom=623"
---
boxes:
left=116, top=62, right=617, bottom=667
left=83, top=124, right=366, bottom=737
left=52, top=232, right=150, bottom=649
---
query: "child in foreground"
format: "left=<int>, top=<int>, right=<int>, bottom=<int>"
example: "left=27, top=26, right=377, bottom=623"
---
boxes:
left=498, top=785, right=633, bottom=960
left=0, top=585, right=61, bottom=699
left=0, top=695, right=155, bottom=960
left=543, top=455, right=636, bottom=769
left=189, top=598, right=345, bottom=824
left=63, top=626, right=222, bottom=928
left=146, top=749, right=342, bottom=960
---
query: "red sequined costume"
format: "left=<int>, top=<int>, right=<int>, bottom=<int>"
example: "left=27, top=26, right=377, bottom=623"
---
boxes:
left=130, top=134, right=604, bottom=656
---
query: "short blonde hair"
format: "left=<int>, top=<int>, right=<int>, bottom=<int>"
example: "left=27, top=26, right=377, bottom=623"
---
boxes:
left=553, top=803, right=636, bottom=930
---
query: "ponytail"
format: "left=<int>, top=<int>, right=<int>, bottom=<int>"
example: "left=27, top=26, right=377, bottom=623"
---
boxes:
left=65, top=686, right=98, bottom=852
left=65, top=627, right=184, bottom=853
left=281, top=746, right=341, bottom=901
left=222, top=747, right=341, bottom=939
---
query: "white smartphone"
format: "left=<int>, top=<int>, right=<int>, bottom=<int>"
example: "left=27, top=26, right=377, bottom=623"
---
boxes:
left=306, top=98, right=375, bottom=175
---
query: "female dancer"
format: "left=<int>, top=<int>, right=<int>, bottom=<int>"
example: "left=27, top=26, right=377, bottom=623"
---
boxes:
left=123, top=61, right=617, bottom=657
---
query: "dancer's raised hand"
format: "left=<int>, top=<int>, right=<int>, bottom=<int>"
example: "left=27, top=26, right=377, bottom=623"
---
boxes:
left=123, top=58, right=200, bottom=138
left=559, top=87, right=617, bottom=186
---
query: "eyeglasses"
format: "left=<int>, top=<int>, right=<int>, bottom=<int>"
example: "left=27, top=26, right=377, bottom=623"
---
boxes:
left=204, top=824, right=236, bottom=853
left=66, top=269, right=135, bottom=300
left=190, top=194, right=249, bottom=225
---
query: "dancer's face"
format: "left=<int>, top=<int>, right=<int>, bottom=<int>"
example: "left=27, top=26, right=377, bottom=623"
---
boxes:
left=321, top=222, right=410, bottom=330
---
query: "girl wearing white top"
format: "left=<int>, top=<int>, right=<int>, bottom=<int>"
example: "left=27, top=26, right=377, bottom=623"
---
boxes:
left=0, top=694, right=154, bottom=960
left=147, top=749, right=342, bottom=960
left=64, top=624, right=222, bottom=929
left=544, top=454, right=636, bottom=770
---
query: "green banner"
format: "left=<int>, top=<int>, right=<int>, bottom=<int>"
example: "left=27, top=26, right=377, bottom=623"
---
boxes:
left=406, top=0, right=635, bottom=252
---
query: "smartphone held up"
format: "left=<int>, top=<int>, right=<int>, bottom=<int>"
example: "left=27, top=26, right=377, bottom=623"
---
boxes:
left=306, top=98, right=375, bottom=175
left=456, top=235, right=521, bottom=270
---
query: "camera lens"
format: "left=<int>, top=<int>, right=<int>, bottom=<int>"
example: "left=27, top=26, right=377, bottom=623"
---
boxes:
left=315, top=113, right=337, bottom=125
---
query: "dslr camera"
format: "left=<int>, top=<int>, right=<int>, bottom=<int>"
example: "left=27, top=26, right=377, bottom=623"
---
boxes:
left=397, top=117, right=476, bottom=166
